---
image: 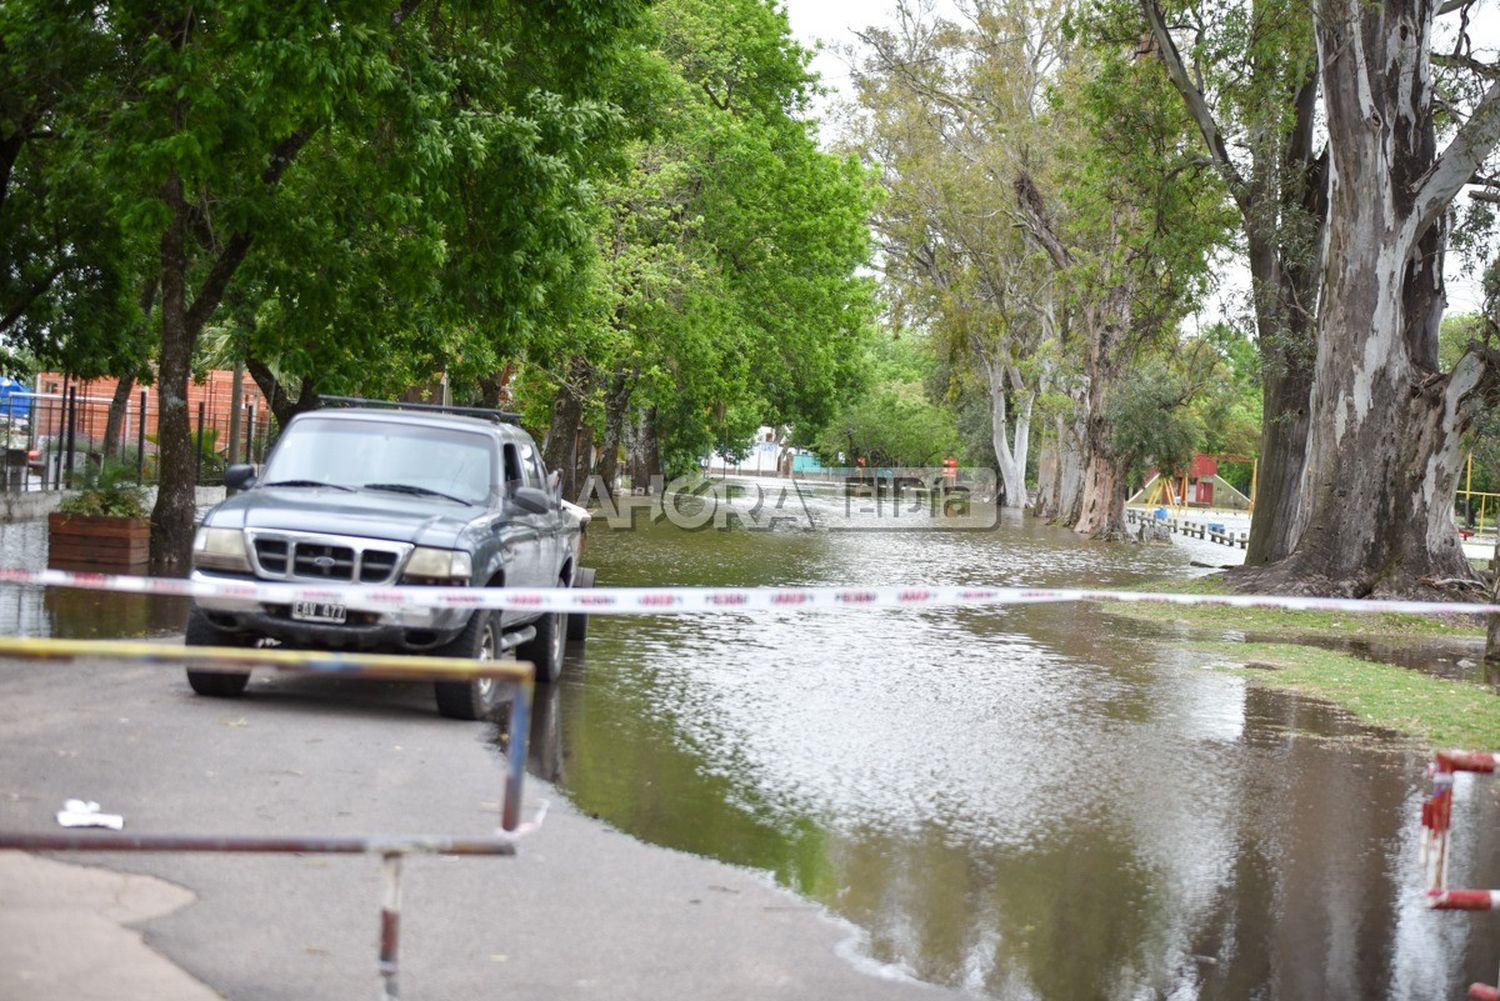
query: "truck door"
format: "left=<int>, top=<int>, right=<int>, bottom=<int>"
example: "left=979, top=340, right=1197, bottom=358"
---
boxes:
left=502, top=442, right=545, bottom=592
left=521, top=441, right=562, bottom=585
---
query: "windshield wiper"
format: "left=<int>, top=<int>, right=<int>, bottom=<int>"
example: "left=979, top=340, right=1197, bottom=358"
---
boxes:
left=263, top=479, right=354, bottom=492
left=362, top=482, right=471, bottom=505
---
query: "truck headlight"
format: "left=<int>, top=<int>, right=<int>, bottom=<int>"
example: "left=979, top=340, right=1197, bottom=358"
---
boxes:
left=403, top=547, right=471, bottom=582
left=193, top=527, right=250, bottom=572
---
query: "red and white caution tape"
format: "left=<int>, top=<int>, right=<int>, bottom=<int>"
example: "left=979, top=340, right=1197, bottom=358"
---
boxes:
left=2, top=566, right=1499, bottom=617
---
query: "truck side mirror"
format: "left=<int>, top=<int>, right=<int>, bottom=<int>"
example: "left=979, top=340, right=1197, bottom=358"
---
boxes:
left=511, top=485, right=552, bottom=515
left=224, top=464, right=257, bottom=491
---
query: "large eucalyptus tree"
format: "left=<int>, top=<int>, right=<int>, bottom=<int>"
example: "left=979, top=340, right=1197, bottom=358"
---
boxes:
left=1243, top=0, right=1500, bottom=595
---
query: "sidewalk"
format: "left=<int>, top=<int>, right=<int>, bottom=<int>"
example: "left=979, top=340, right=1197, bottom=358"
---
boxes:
left=0, top=851, right=218, bottom=1001
left=0, top=656, right=955, bottom=1001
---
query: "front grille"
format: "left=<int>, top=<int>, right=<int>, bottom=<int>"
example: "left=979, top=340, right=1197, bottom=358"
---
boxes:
left=293, top=542, right=356, bottom=580
left=360, top=550, right=398, bottom=582
left=255, top=538, right=289, bottom=574
left=249, top=533, right=408, bottom=585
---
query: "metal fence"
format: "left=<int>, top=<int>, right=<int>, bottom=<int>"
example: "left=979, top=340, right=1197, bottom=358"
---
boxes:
left=0, top=636, right=538, bottom=1000
left=0, top=389, right=276, bottom=492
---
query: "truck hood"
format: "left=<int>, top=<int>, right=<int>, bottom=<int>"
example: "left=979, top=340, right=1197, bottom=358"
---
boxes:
left=205, top=487, right=484, bottom=548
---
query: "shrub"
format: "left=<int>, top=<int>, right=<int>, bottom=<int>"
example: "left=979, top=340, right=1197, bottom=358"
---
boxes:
left=57, top=460, right=148, bottom=518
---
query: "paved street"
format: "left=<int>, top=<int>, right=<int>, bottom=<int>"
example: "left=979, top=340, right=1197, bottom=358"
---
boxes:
left=0, top=650, right=953, bottom=1001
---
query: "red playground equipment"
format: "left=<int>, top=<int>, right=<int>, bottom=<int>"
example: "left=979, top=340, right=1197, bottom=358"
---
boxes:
left=1421, top=749, right=1500, bottom=999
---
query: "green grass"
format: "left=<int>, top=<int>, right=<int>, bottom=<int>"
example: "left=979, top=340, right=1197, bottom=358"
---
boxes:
left=1195, top=641, right=1500, bottom=749
left=1107, top=573, right=1487, bottom=639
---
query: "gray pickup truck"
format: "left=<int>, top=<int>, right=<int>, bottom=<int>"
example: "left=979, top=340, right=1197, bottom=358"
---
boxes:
left=186, top=402, right=589, bottom=719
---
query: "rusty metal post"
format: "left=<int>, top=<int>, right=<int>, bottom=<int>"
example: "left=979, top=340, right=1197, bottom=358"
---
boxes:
left=380, top=851, right=403, bottom=1000
left=136, top=390, right=147, bottom=484
left=503, top=677, right=534, bottom=831
left=64, top=386, right=77, bottom=486
left=195, top=400, right=206, bottom=484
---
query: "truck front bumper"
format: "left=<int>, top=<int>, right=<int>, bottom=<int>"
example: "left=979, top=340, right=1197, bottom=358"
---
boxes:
left=190, top=571, right=471, bottom=652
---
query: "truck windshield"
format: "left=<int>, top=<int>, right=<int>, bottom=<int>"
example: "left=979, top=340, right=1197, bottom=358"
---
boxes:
left=261, top=418, right=495, bottom=505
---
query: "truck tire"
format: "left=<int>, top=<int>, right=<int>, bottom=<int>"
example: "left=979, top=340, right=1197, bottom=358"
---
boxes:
left=518, top=576, right=568, bottom=684
left=567, top=567, right=595, bottom=643
left=433, top=609, right=502, bottom=720
left=184, top=607, right=252, bottom=698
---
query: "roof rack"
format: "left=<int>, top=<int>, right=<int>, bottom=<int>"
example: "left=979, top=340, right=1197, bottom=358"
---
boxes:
left=317, top=395, right=522, bottom=425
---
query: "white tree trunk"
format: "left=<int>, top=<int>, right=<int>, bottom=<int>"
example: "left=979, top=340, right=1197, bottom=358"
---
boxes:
left=984, top=357, right=1032, bottom=509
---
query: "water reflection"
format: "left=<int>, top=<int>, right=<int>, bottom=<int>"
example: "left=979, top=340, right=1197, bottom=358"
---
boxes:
left=532, top=498, right=1500, bottom=999
left=0, top=519, right=188, bottom=638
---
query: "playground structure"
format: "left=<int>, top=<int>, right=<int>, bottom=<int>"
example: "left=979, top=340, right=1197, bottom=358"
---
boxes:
left=1128, top=454, right=1255, bottom=515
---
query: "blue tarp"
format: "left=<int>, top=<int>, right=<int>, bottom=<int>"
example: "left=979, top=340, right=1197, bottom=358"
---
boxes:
left=0, top=377, right=32, bottom=422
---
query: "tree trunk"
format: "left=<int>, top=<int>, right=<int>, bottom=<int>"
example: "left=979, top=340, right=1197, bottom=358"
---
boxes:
left=1070, top=309, right=1130, bottom=539
left=102, top=372, right=137, bottom=461
left=1243, top=209, right=1321, bottom=563
left=543, top=355, right=591, bottom=502
left=478, top=363, right=515, bottom=410
left=628, top=407, right=662, bottom=491
left=1487, top=532, right=1499, bottom=666
left=1144, top=1, right=1325, bottom=566
left=984, top=357, right=1031, bottom=509
left=1072, top=413, right=1128, bottom=539
left=1247, top=325, right=1314, bottom=563
left=594, top=365, right=631, bottom=498
left=1034, top=445, right=1059, bottom=520
left=1057, top=426, right=1087, bottom=527
left=246, top=358, right=317, bottom=428
left=1242, top=0, right=1500, bottom=595
left=149, top=179, right=197, bottom=577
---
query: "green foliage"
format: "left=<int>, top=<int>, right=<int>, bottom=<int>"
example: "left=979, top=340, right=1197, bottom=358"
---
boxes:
left=813, top=331, right=957, bottom=467
left=58, top=459, right=147, bottom=518
left=1109, top=362, right=1205, bottom=478
left=0, top=2, right=150, bottom=377
left=571, top=0, right=878, bottom=475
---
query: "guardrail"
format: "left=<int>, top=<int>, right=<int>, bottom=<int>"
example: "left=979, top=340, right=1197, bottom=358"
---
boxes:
left=1420, top=749, right=1500, bottom=1000
left=0, top=637, right=537, bottom=1001
left=1125, top=507, right=1249, bottom=549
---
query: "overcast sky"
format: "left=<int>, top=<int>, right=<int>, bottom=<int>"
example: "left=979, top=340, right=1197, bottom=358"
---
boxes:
left=778, top=0, right=1496, bottom=315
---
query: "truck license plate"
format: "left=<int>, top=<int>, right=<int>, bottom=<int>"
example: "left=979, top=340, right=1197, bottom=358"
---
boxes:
left=291, top=601, right=347, bottom=624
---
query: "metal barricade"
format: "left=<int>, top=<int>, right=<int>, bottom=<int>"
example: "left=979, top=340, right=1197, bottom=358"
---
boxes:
left=0, top=637, right=537, bottom=1001
left=1421, top=749, right=1500, bottom=1000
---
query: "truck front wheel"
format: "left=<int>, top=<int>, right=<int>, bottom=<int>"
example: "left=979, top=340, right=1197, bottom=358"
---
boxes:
left=183, top=607, right=253, bottom=698
left=518, top=577, right=567, bottom=684
left=433, top=609, right=501, bottom=720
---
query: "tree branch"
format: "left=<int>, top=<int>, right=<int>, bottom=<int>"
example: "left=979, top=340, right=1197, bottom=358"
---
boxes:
left=1411, top=77, right=1500, bottom=247
left=391, top=0, right=423, bottom=29
left=0, top=261, right=67, bottom=334
left=1434, top=52, right=1500, bottom=80
left=1013, top=171, right=1071, bottom=271
left=184, top=128, right=317, bottom=334
left=1140, top=0, right=1251, bottom=215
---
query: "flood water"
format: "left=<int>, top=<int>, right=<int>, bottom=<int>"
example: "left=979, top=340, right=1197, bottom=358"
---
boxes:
left=532, top=488, right=1500, bottom=1000
left=5, top=493, right=1500, bottom=998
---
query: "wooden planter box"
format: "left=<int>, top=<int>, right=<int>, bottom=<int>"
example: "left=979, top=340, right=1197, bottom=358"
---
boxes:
left=48, top=513, right=150, bottom=574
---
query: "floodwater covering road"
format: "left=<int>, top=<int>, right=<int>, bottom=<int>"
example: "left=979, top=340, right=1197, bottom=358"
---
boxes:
left=533, top=482, right=1500, bottom=999
left=3, top=487, right=1498, bottom=999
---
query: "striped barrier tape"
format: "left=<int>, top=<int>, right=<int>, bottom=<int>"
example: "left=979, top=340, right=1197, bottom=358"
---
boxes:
left=2, top=565, right=1499, bottom=617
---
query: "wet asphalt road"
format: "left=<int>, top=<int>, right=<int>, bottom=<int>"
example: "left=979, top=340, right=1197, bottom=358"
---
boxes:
left=0, top=650, right=958, bottom=1001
